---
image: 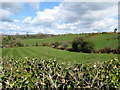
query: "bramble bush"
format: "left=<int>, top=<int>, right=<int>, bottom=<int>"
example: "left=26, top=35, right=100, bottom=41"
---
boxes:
left=52, top=41, right=61, bottom=48
left=61, top=42, right=69, bottom=49
left=72, top=37, right=94, bottom=53
left=1, top=57, right=120, bottom=89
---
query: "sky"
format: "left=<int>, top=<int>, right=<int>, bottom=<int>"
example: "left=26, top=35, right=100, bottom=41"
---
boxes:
left=0, top=2, right=118, bottom=35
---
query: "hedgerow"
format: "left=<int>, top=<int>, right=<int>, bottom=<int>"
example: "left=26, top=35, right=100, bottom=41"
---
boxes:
left=1, top=57, right=120, bottom=89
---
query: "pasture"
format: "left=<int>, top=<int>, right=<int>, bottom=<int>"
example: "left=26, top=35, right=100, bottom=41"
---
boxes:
left=22, top=34, right=80, bottom=45
left=22, top=33, right=119, bottom=49
left=89, top=34, right=119, bottom=49
left=2, top=46, right=118, bottom=64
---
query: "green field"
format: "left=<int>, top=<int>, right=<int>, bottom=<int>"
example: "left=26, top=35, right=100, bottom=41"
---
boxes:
left=89, top=34, right=119, bottom=49
left=22, top=34, right=80, bottom=45
left=2, top=46, right=118, bottom=64
left=0, top=48, right=1, bottom=58
left=22, top=34, right=119, bottom=49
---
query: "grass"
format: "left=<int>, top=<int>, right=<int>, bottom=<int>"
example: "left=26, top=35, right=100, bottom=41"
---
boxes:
left=2, top=46, right=118, bottom=64
left=0, top=48, right=1, bottom=67
left=0, top=48, right=1, bottom=58
left=89, top=34, right=119, bottom=49
left=22, top=34, right=81, bottom=45
left=22, top=33, right=119, bottom=49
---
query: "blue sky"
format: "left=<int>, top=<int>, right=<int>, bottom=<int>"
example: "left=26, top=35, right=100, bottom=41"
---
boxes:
left=9, top=2, right=62, bottom=26
left=0, top=2, right=118, bottom=35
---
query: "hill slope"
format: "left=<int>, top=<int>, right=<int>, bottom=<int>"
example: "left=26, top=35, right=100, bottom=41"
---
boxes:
left=22, top=33, right=119, bottom=49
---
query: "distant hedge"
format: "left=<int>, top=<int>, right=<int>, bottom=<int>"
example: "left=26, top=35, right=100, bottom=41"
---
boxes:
left=1, top=57, right=120, bottom=89
left=93, top=48, right=120, bottom=54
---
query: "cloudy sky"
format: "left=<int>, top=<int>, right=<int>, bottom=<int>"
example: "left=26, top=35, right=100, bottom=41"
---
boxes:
left=0, top=2, right=118, bottom=35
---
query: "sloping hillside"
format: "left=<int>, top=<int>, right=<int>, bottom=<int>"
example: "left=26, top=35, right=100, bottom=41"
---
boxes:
left=22, top=33, right=119, bottom=49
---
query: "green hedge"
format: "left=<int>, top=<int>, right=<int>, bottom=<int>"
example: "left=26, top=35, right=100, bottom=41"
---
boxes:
left=1, top=57, right=120, bottom=89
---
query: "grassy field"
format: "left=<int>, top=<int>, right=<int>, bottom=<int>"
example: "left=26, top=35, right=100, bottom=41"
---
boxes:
left=89, top=34, right=119, bottom=49
left=22, top=33, right=119, bottom=49
left=22, top=34, right=80, bottom=45
left=0, top=48, right=1, bottom=68
left=0, top=48, right=1, bottom=58
left=2, top=46, right=118, bottom=64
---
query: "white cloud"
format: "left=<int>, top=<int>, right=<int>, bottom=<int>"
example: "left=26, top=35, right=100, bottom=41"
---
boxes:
left=26, top=2, right=117, bottom=34
left=0, top=2, right=40, bottom=22
left=0, top=2, right=23, bottom=22
left=0, top=9, right=13, bottom=22
left=13, top=19, right=20, bottom=23
left=3, top=22, right=13, bottom=27
left=23, top=17, right=32, bottom=23
left=30, top=9, right=60, bottom=26
left=91, top=17, right=117, bottom=32
left=53, top=23, right=77, bottom=30
left=2, top=22, right=20, bottom=30
left=1, top=2, right=118, bottom=34
left=0, top=2, right=23, bottom=13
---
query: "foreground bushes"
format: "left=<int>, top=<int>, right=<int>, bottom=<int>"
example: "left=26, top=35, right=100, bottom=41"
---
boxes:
left=1, top=57, right=120, bottom=89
